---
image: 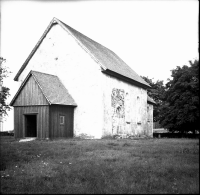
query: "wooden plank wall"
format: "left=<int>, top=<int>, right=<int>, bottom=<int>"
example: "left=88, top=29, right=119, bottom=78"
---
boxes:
left=14, top=106, right=49, bottom=139
left=13, top=76, right=48, bottom=106
left=50, top=105, right=74, bottom=138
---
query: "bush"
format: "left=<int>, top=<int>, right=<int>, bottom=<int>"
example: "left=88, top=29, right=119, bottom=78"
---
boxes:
left=0, top=131, right=14, bottom=136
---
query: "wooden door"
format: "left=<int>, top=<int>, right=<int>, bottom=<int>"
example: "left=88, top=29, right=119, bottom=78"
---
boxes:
left=59, top=115, right=66, bottom=137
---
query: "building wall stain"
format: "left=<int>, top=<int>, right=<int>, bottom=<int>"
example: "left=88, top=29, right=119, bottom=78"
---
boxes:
left=111, top=88, right=125, bottom=135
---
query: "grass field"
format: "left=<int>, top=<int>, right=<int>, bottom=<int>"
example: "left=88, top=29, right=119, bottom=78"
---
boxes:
left=0, top=136, right=199, bottom=194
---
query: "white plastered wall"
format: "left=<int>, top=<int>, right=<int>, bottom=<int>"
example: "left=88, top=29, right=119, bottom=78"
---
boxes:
left=18, top=24, right=103, bottom=138
left=147, top=103, right=153, bottom=137
left=102, top=73, right=148, bottom=137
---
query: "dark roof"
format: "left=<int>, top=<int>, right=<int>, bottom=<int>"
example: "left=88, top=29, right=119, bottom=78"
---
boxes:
left=59, top=20, right=150, bottom=88
left=147, top=95, right=156, bottom=105
left=14, top=18, right=150, bottom=89
left=10, top=70, right=77, bottom=106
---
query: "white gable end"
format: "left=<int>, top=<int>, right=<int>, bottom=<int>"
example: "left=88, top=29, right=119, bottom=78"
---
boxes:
left=18, top=23, right=104, bottom=138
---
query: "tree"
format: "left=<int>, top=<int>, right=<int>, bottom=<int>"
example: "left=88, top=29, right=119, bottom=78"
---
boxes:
left=159, top=60, right=199, bottom=133
left=141, top=76, right=165, bottom=122
left=0, top=57, right=11, bottom=116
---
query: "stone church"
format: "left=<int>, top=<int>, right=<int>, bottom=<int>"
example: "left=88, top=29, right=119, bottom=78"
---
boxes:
left=10, top=17, right=155, bottom=139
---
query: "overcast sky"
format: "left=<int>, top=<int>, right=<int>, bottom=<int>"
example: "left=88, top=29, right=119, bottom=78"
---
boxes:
left=0, top=0, right=199, bottom=131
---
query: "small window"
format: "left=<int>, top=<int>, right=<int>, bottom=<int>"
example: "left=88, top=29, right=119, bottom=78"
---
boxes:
left=60, top=115, right=65, bottom=125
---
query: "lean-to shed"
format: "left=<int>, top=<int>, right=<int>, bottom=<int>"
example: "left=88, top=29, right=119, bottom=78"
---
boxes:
left=10, top=70, right=76, bottom=139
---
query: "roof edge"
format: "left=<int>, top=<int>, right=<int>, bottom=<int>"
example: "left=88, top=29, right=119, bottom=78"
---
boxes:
left=53, top=18, right=107, bottom=71
left=10, top=71, right=32, bottom=105
left=50, top=103, right=77, bottom=107
left=102, top=69, right=151, bottom=89
left=10, top=70, right=51, bottom=106
left=147, top=101, right=156, bottom=105
left=14, top=18, right=58, bottom=81
left=55, top=75, right=77, bottom=106
left=147, top=96, right=157, bottom=105
left=14, top=17, right=107, bottom=81
left=31, top=72, right=52, bottom=105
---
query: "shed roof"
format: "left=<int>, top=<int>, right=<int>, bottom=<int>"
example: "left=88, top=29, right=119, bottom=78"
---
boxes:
left=14, top=17, right=150, bottom=89
left=10, top=70, right=77, bottom=106
left=147, top=95, right=156, bottom=105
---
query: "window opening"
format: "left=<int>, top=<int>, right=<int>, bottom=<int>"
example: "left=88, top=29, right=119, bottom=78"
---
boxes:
left=60, top=115, right=65, bottom=125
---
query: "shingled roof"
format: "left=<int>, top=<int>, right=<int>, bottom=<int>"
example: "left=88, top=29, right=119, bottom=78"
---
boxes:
left=10, top=70, right=77, bottom=106
left=14, top=18, right=150, bottom=89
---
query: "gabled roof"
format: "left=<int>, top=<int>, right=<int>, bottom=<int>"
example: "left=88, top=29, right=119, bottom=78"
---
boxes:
left=14, top=17, right=150, bottom=89
left=10, top=70, right=77, bottom=106
left=147, top=95, right=156, bottom=105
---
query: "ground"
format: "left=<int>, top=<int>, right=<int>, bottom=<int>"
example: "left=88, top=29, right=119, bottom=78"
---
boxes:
left=0, top=136, right=199, bottom=194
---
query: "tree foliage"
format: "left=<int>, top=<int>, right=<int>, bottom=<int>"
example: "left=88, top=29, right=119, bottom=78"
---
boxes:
left=141, top=76, right=165, bottom=122
left=0, top=57, right=11, bottom=116
left=159, top=60, right=199, bottom=133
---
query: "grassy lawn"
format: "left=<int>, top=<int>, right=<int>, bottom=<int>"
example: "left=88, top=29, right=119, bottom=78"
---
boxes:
left=0, top=136, right=199, bottom=194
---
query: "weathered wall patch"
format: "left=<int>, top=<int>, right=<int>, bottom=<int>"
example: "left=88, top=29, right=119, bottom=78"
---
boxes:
left=111, top=88, right=125, bottom=134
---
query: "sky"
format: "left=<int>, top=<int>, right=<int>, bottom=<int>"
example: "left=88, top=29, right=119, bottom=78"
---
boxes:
left=0, top=0, right=199, bottom=131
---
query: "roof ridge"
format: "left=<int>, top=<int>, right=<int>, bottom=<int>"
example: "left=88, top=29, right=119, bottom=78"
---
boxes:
left=58, top=19, right=129, bottom=68
left=31, top=72, right=52, bottom=105
left=56, top=18, right=150, bottom=88
left=31, top=70, right=58, bottom=77
left=55, top=18, right=107, bottom=71
left=10, top=71, right=51, bottom=106
left=57, top=18, right=110, bottom=51
left=14, top=17, right=150, bottom=88
left=32, top=70, right=77, bottom=106
left=14, top=18, right=56, bottom=81
left=11, top=70, right=77, bottom=106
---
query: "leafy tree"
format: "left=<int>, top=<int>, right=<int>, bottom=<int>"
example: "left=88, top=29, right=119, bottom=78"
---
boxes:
left=0, top=57, right=11, bottom=116
left=141, top=76, right=165, bottom=122
left=159, top=60, right=199, bottom=133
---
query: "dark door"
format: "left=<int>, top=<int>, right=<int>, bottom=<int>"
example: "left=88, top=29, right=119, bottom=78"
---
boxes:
left=59, top=113, right=73, bottom=137
left=25, top=115, right=37, bottom=137
left=59, top=115, right=66, bottom=137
